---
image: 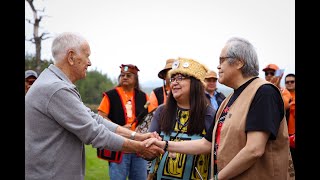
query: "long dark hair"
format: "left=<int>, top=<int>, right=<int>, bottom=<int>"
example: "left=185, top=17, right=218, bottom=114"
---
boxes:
left=159, top=76, right=209, bottom=135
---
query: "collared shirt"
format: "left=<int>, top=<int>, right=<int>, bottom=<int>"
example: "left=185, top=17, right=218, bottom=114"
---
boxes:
left=206, top=91, right=219, bottom=110
left=25, top=64, right=123, bottom=180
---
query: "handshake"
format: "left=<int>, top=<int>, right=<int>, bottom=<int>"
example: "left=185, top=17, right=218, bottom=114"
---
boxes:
left=131, top=132, right=168, bottom=161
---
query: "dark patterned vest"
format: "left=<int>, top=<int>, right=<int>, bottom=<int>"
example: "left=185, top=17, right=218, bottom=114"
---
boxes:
left=154, top=86, right=164, bottom=105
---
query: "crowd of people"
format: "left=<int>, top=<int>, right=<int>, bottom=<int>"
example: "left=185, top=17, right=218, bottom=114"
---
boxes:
left=25, top=32, right=296, bottom=180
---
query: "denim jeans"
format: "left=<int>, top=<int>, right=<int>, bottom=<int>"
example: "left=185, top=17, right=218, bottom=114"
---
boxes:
left=109, top=153, right=147, bottom=180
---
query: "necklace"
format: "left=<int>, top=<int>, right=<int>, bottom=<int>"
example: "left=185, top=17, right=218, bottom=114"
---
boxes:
left=123, top=90, right=133, bottom=118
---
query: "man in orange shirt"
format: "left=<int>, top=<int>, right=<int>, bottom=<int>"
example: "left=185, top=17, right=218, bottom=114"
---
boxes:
left=263, top=64, right=292, bottom=111
left=285, top=73, right=295, bottom=167
left=98, top=64, right=152, bottom=180
left=284, top=73, right=295, bottom=136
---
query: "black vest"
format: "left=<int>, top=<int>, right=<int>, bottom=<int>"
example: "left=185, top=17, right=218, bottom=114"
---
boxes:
left=154, top=86, right=165, bottom=105
left=105, top=88, right=148, bottom=126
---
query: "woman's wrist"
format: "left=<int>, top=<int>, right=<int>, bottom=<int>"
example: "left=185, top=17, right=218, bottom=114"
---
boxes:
left=163, top=140, right=168, bottom=151
left=134, top=132, right=143, bottom=141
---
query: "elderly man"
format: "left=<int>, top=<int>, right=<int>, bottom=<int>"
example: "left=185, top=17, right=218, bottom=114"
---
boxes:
left=25, top=32, right=163, bottom=180
left=145, top=37, right=295, bottom=180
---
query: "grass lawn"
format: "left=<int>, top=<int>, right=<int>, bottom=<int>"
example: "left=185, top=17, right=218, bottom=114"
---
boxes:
left=85, top=145, right=110, bottom=180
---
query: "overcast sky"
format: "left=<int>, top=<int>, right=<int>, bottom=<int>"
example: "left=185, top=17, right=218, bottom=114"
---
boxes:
left=25, top=0, right=295, bottom=87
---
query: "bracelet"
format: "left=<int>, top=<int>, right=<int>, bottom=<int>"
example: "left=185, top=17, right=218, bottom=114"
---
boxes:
left=130, top=131, right=136, bottom=140
left=163, top=140, right=168, bottom=151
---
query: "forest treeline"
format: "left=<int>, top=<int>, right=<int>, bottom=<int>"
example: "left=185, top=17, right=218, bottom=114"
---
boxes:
left=25, top=54, right=117, bottom=108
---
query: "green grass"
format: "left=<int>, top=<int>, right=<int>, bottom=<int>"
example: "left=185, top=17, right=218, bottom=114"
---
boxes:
left=85, top=145, right=110, bottom=180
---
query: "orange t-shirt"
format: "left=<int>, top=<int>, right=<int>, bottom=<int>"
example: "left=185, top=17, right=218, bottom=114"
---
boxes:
left=98, top=87, right=151, bottom=130
left=287, top=91, right=295, bottom=135
left=149, top=86, right=170, bottom=112
left=280, top=87, right=292, bottom=110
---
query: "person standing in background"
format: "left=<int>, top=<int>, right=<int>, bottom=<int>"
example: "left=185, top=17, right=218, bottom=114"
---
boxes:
left=204, top=70, right=226, bottom=111
left=262, top=64, right=292, bottom=112
left=98, top=64, right=153, bottom=180
left=25, top=69, right=38, bottom=95
left=146, top=58, right=174, bottom=175
left=149, top=58, right=174, bottom=111
left=25, top=32, right=163, bottom=180
left=285, top=73, right=296, bottom=167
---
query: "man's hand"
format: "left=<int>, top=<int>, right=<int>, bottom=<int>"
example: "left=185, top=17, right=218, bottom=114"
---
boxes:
left=137, top=140, right=165, bottom=160
left=270, top=75, right=281, bottom=89
left=135, top=131, right=162, bottom=141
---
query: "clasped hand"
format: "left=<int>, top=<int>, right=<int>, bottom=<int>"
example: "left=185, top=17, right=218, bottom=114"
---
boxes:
left=136, top=132, right=164, bottom=160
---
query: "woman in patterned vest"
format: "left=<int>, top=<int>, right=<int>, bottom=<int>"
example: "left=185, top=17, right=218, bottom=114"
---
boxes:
left=148, top=57, right=216, bottom=180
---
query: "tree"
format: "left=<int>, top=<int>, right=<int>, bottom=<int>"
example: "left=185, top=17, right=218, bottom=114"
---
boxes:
left=75, top=69, right=116, bottom=105
left=25, top=0, right=51, bottom=74
left=25, top=53, right=53, bottom=74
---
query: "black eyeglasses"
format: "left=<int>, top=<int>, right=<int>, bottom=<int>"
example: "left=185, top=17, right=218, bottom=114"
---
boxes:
left=265, top=71, right=275, bottom=76
left=219, top=56, right=235, bottom=64
left=285, top=80, right=295, bottom=84
left=170, top=76, right=189, bottom=83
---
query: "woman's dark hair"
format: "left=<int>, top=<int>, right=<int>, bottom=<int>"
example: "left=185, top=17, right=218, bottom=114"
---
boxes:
left=159, top=76, right=208, bottom=135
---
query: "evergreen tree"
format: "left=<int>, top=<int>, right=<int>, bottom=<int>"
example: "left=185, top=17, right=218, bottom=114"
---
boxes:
left=76, top=69, right=116, bottom=105
left=25, top=53, right=53, bottom=74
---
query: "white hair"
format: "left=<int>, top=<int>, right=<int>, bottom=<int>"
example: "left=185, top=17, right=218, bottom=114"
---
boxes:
left=51, top=32, right=87, bottom=63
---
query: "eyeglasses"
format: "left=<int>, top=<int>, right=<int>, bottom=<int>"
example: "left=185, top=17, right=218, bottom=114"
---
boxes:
left=285, top=80, right=295, bottom=84
left=219, top=56, right=235, bottom=64
left=170, top=76, right=189, bottom=83
left=120, top=73, right=133, bottom=78
left=265, top=71, right=275, bottom=76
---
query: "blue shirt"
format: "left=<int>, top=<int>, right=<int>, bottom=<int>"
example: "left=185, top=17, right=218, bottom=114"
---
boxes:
left=205, top=91, right=219, bottom=110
